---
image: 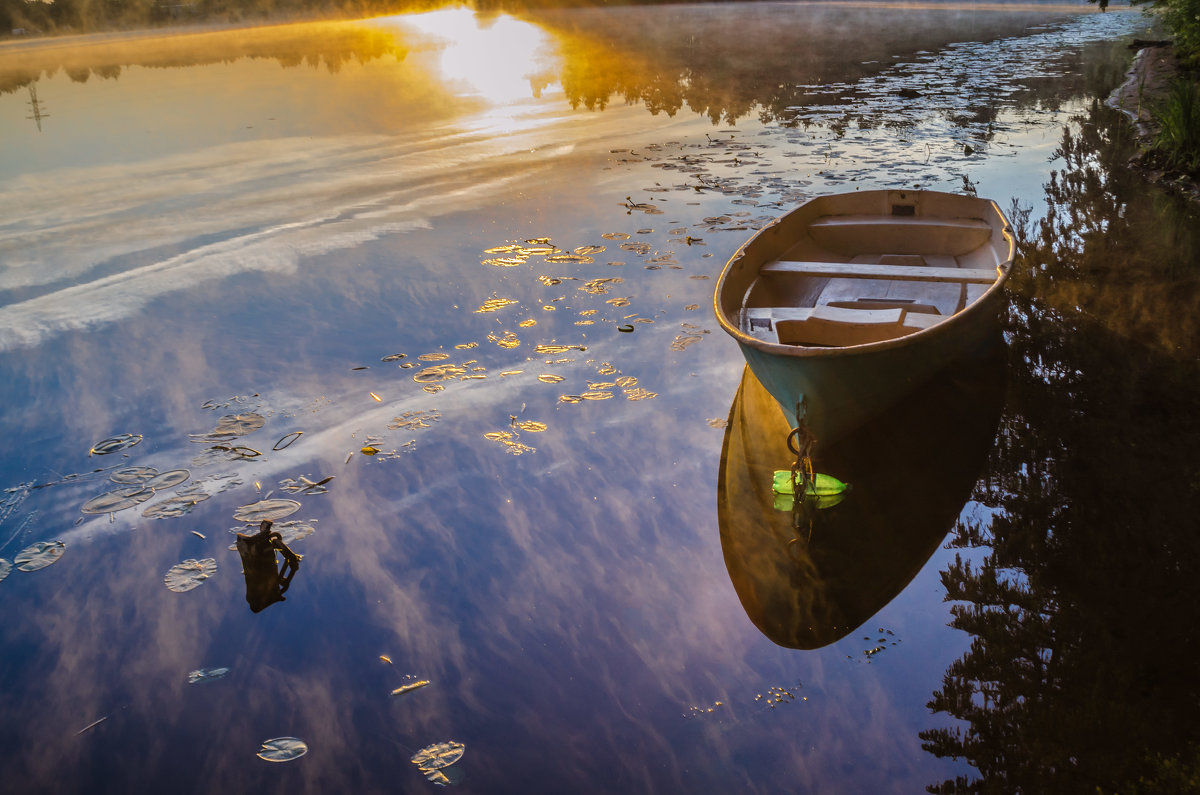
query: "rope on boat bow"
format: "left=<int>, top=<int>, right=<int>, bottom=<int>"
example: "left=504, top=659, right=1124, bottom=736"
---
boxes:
left=787, top=398, right=817, bottom=541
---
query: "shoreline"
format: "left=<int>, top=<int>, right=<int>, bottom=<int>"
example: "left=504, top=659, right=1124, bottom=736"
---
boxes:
left=1107, top=41, right=1200, bottom=202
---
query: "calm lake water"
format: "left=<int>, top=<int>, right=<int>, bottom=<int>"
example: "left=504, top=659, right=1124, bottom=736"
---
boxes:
left=2, top=3, right=1198, bottom=792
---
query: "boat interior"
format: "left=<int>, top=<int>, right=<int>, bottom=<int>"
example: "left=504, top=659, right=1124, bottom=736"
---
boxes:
left=739, top=204, right=1005, bottom=347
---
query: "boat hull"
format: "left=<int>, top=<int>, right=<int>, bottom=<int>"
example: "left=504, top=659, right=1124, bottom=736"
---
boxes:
left=737, top=286, right=1004, bottom=441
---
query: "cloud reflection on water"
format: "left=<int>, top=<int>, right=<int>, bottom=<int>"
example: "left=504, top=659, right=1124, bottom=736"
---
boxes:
left=0, top=5, right=1161, bottom=793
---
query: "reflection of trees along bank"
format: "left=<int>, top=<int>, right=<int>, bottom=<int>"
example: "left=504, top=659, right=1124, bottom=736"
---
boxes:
left=717, top=347, right=1004, bottom=650
left=921, top=102, right=1200, bottom=793
left=545, top=6, right=1142, bottom=138
left=0, top=23, right=407, bottom=95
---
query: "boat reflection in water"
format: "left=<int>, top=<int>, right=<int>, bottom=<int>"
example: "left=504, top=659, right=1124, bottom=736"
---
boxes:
left=717, top=342, right=1006, bottom=649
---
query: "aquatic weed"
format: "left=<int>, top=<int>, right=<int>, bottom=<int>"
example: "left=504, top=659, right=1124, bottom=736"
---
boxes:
left=1153, top=78, right=1200, bottom=175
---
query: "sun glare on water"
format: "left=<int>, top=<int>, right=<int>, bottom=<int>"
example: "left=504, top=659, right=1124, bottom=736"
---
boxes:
left=393, top=8, right=559, bottom=106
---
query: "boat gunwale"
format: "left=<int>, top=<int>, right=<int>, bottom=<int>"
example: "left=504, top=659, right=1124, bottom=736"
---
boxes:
left=713, top=192, right=1016, bottom=359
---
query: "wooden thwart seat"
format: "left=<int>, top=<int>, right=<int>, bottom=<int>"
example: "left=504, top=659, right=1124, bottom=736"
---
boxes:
left=807, top=215, right=991, bottom=233
left=743, top=303, right=947, bottom=346
left=760, top=260, right=998, bottom=284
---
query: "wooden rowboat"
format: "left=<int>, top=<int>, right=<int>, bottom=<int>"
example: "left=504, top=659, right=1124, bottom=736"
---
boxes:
left=714, top=189, right=1014, bottom=445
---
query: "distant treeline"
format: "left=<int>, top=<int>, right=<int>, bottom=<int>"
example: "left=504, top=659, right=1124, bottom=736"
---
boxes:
left=0, top=0, right=448, bottom=35
left=1, top=0, right=719, bottom=37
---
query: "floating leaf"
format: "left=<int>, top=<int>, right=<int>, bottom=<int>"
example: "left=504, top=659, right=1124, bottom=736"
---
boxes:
left=412, top=741, right=465, bottom=772
left=279, top=475, right=334, bottom=495
left=164, top=558, right=217, bottom=592
left=257, top=737, right=308, bottom=763
left=0, top=558, right=12, bottom=582
left=213, top=413, right=265, bottom=437
left=145, top=469, right=190, bottom=490
left=413, top=363, right=468, bottom=384
left=187, top=667, right=230, bottom=684
left=535, top=344, right=585, bottom=355
left=389, top=410, right=441, bottom=431
left=670, top=334, right=705, bottom=351
left=475, top=296, right=518, bottom=314
left=391, top=678, right=430, bottom=697
left=380, top=353, right=407, bottom=363
left=226, top=519, right=317, bottom=551
left=487, top=331, right=521, bottom=349
left=483, top=431, right=536, bottom=456
left=142, top=493, right=209, bottom=519
left=481, top=256, right=526, bottom=267
left=273, top=431, right=303, bottom=450
left=90, top=433, right=143, bottom=456
left=81, top=486, right=153, bottom=514
left=110, top=466, right=158, bottom=484
left=14, top=541, right=65, bottom=572
left=232, top=499, right=301, bottom=523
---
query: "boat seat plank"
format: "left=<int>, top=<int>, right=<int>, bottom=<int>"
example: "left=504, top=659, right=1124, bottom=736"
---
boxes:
left=808, top=215, right=991, bottom=233
left=901, top=311, right=944, bottom=330
left=761, top=260, right=997, bottom=284
left=743, top=303, right=947, bottom=346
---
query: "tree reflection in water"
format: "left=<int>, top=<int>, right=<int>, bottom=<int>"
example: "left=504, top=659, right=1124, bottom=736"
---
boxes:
left=921, top=100, right=1200, bottom=793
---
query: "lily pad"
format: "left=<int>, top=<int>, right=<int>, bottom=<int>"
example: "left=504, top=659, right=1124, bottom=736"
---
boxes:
left=90, top=433, right=143, bottom=455
left=226, top=519, right=317, bottom=551
left=145, top=469, right=190, bottom=490
left=232, top=499, right=301, bottom=523
left=81, top=486, right=154, bottom=514
left=110, top=466, right=159, bottom=484
left=412, top=741, right=465, bottom=772
left=164, top=558, right=217, bottom=592
left=143, top=493, right=209, bottom=519
left=213, top=413, right=266, bottom=437
left=15, top=541, right=65, bottom=572
left=0, top=558, right=12, bottom=582
left=257, top=737, right=308, bottom=762
left=187, top=667, right=230, bottom=684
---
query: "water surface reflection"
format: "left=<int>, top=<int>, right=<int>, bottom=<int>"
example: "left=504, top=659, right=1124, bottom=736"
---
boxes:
left=0, top=4, right=1182, bottom=793
left=719, top=349, right=1005, bottom=650
left=922, top=99, right=1200, bottom=793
